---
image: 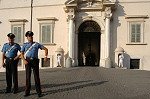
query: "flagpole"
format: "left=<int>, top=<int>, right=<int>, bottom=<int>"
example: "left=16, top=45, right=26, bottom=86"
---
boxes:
left=30, top=0, right=33, bottom=31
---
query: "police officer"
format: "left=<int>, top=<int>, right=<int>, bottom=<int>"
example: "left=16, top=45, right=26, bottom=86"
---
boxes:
left=21, top=31, right=48, bottom=97
left=1, top=33, right=21, bottom=94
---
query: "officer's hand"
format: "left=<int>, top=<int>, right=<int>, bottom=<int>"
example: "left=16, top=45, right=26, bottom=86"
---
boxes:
left=23, top=59, right=28, bottom=65
left=44, top=57, right=48, bottom=61
left=2, top=63, right=6, bottom=68
left=14, top=57, right=18, bottom=60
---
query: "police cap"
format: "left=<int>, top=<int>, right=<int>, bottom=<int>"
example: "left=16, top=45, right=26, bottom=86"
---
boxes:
left=7, top=33, right=15, bottom=39
left=25, top=31, right=34, bottom=37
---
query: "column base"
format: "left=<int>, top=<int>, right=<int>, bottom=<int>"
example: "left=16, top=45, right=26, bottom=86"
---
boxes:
left=72, top=59, right=78, bottom=67
left=105, top=58, right=111, bottom=68
left=65, top=57, right=72, bottom=68
left=100, top=59, right=106, bottom=67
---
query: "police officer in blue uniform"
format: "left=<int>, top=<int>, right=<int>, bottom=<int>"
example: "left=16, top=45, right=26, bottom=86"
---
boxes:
left=1, top=33, right=21, bottom=94
left=21, top=31, right=48, bottom=97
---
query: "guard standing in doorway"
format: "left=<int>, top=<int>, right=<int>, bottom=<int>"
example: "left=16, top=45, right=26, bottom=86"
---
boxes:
left=1, top=33, right=21, bottom=94
left=21, top=31, right=48, bottom=97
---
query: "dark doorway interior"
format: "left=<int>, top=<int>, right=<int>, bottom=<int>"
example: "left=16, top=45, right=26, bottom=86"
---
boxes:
left=78, top=21, right=100, bottom=66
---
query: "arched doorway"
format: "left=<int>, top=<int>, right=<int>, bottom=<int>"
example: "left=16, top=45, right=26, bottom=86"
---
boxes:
left=78, top=20, right=101, bottom=66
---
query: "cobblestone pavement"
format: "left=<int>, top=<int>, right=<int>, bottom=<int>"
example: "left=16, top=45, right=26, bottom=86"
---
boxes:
left=0, top=67, right=150, bottom=99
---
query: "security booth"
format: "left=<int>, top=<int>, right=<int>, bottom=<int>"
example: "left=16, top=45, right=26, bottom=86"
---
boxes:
left=55, top=47, right=64, bottom=68
left=114, top=47, right=125, bottom=68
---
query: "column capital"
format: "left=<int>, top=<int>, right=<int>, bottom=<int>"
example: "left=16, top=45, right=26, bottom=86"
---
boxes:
left=67, top=8, right=75, bottom=21
left=68, top=14, right=75, bottom=20
left=105, top=7, right=112, bottom=19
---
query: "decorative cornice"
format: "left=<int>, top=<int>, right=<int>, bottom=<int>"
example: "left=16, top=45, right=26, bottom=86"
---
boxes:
left=64, top=4, right=77, bottom=13
left=9, top=19, right=28, bottom=22
left=37, top=17, right=58, bottom=21
left=64, top=0, right=116, bottom=12
left=125, top=15, right=149, bottom=19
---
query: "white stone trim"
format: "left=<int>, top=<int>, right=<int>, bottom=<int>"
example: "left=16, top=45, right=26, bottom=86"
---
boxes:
left=37, top=17, right=58, bottom=21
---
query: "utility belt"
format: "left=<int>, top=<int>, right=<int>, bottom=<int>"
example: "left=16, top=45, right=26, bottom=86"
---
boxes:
left=26, top=57, right=38, bottom=60
left=3, top=57, right=18, bottom=68
left=26, top=57, right=39, bottom=63
left=6, top=57, right=15, bottom=61
left=26, top=57, right=39, bottom=67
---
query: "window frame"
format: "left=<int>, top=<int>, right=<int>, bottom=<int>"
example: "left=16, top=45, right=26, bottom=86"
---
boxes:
left=9, top=19, right=27, bottom=45
left=11, top=24, right=24, bottom=44
left=126, top=16, right=147, bottom=45
left=41, top=58, right=50, bottom=67
left=37, top=17, right=57, bottom=45
left=128, top=21, right=144, bottom=44
left=39, top=22, right=54, bottom=44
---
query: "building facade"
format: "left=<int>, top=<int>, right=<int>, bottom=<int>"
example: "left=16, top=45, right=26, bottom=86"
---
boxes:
left=0, top=0, right=150, bottom=71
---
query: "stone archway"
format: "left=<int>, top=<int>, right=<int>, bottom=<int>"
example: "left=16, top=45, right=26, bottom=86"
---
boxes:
left=78, top=20, right=101, bottom=66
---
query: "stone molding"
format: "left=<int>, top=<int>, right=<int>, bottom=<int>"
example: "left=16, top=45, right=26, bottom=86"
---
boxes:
left=64, top=0, right=115, bottom=12
left=125, top=15, right=149, bottom=19
left=9, top=19, right=28, bottom=22
left=37, top=17, right=58, bottom=21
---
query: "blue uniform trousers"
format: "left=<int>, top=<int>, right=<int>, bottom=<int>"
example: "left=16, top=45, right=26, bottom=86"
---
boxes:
left=25, top=58, right=41, bottom=95
left=5, top=58, right=18, bottom=91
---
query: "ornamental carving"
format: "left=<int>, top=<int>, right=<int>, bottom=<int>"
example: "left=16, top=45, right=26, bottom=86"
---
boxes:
left=64, top=0, right=115, bottom=12
left=105, top=7, right=112, bottom=19
left=67, top=8, right=75, bottom=20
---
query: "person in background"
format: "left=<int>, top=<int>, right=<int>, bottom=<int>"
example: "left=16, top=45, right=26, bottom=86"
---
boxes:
left=118, top=53, right=124, bottom=68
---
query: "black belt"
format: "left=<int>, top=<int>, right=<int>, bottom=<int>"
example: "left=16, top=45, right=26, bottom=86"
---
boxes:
left=26, top=57, right=38, bottom=60
left=6, top=57, right=14, bottom=60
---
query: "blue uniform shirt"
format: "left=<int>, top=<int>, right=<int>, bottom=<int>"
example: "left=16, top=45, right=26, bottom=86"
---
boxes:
left=1, top=43, right=21, bottom=58
left=21, top=42, right=44, bottom=58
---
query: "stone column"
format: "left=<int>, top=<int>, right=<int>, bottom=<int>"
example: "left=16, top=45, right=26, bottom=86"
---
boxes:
left=66, top=9, right=77, bottom=67
left=68, top=15, right=75, bottom=59
left=105, top=7, right=112, bottom=68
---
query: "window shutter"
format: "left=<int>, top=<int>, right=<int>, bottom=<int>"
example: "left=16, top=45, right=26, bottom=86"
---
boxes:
left=13, top=26, right=18, bottom=43
left=42, top=25, right=46, bottom=43
left=131, top=24, right=136, bottom=42
left=130, top=23, right=141, bottom=43
left=18, top=27, right=21, bottom=43
left=136, top=24, right=141, bottom=42
left=41, top=24, right=52, bottom=43
left=11, top=24, right=24, bottom=44
left=47, top=25, right=51, bottom=43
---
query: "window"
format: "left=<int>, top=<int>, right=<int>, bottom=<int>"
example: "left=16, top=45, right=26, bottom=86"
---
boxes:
left=125, top=15, right=148, bottom=44
left=11, top=24, right=24, bottom=44
left=41, top=58, right=50, bottom=67
left=9, top=19, right=27, bottom=44
left=129, top=22, right=143, bottom=43
left=37, top=17, right=57, bottom=44
left=130, top=59, right=140, bottom=69
left=40, top=23, right=54, bottom=44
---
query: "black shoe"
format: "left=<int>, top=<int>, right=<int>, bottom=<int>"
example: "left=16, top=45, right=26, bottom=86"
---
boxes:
left=13, top=90, right=18, bottom=94
left=5, top=90, right=11, bottom=93
left=24, top=93, right=30, bottom=97
left=38, top=93, right=43, bottom=97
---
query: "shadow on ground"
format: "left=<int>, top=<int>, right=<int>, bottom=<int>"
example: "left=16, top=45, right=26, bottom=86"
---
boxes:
left=0, top=80, right=108, bottom=96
